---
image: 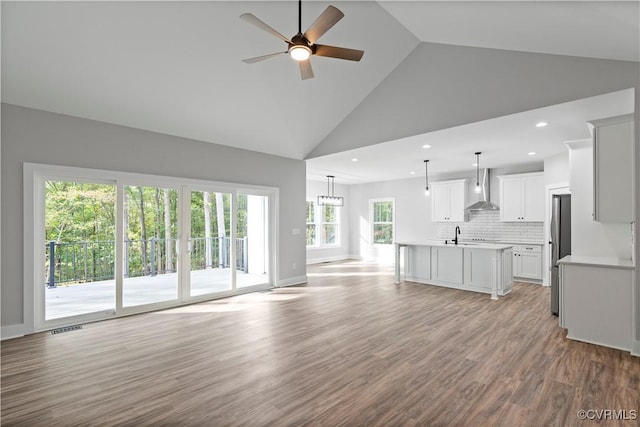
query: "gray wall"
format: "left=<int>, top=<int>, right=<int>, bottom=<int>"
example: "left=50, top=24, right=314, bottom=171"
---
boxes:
left=309, top=41, right=640, bottom=158
left=1, top=104, right=307, bottom=330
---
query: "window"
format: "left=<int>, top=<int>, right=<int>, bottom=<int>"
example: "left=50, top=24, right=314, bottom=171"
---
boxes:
left=306, top=201, right=317, bottom=246
left=306, top=201, right=340, bottom=247
left=371, top=199, right=394, bottom=244
left=322, top=205, right=338, bottom=245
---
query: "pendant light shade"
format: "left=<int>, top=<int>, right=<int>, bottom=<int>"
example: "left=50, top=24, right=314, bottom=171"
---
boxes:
left=318, top=175, right=344, bottom=206
left=474, top=152, right=482, bottom=193
left=424, top=160, right=430, bottom=196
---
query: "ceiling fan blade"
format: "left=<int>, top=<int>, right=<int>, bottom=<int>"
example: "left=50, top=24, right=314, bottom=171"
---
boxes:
left=240, top=13, right=291, bottom=44
left=303, top=5, right=344, bottom=44
left=242, top=52, right=287, bottom=64
left=314, top=44, right=364, bottom=62
left=299, top=59, right=314, bottom=80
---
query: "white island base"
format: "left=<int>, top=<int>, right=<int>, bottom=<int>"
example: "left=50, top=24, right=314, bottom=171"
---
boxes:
left=395, top=241, right=514, bottom=299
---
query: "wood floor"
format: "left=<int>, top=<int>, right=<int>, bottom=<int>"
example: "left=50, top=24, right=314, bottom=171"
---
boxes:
left=2, top=260, right=639, bottom=426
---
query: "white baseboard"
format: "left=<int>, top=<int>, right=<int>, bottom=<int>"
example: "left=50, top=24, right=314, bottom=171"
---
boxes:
left=1, top=324, right=26, bottom=341
left=632, top=340, right=640, bottom=357
left=566, top=332, right=632, bottom=354
left=306, top=255, right=355, bottom=265
left=277, top=275, right=308, bottom=287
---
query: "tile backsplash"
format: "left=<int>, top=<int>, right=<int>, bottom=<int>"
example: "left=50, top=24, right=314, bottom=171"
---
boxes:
left=435, top=210, right=544, bottom=243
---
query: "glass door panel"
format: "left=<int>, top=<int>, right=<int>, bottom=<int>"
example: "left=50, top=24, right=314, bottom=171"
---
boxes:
left=44, top=180, right=116, bottom=320
left=236, top=194, right=269, bottom=288
left=190, top=191, right=232, bottom=296
left=123, top=186, right=178, bottom=307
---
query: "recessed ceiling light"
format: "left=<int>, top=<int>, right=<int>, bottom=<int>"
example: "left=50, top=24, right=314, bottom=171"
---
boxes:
left=472, top=163, right=478, bottom=167
left=351, top=158, right=358, bottom=162
left=536, top=121, right=548, bottom=128
left=422, top=144, right=431, bottom=149
left=409, top=171, right=415, bottom=175
left=528, top=152, right=536, bottom=156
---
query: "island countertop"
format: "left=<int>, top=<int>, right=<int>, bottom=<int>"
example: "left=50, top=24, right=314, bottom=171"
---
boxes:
left=394, top=240, right=513, bottom=251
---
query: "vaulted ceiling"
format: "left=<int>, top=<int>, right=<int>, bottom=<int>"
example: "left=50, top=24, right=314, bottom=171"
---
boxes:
left=2, top=1, right=639, bottom=171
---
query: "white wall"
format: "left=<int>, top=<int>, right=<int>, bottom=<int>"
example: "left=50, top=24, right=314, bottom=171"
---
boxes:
left=349, top=177, right=431, bottom=264
left=1, top=104, right=307, bottom=333
left=544, top=152, right=570, bottom=186
left=348, top=163, right=543, bottom=263
left=567, top=140, right=633, bottom=259
left=305, top=179, right=351, bottom=264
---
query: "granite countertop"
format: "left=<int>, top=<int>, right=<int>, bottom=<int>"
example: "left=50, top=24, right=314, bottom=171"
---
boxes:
left=395, top=240, right=513, bottom=250
left=557, top=255, right=635, bottom=269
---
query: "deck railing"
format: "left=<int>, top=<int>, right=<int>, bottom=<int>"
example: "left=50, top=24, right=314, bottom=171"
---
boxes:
left=45, top=237, right=248, bottom=288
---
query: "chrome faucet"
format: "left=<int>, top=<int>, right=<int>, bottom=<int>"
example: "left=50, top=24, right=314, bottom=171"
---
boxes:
left=453, top=226, right=461, bottom=245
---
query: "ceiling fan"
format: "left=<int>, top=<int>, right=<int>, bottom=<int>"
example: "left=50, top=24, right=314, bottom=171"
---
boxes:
left=240, top=0, right=364, bottom=80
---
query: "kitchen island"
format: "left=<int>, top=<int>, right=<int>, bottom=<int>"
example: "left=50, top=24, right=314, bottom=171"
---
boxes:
left=394, top=240, right=514, bottom=299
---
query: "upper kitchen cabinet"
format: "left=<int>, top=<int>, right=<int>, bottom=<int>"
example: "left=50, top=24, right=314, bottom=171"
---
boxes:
left=431, top=179, right=468, bottom=222
left=498, top=172, right=544, bottom=222
left=587, top=114, right=635, bottom=223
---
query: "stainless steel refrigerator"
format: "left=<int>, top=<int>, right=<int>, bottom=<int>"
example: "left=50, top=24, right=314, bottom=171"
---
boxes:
left=550, top=194, right=571, bottom=316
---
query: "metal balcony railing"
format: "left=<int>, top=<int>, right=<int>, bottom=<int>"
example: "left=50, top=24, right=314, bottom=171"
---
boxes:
left=45, top=236, right=248, bottom=288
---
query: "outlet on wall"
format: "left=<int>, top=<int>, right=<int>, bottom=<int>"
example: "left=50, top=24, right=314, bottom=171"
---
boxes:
left=292, top=262, right=297, bottom=270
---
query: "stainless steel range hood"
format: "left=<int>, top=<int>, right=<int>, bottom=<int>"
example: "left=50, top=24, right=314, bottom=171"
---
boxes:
left=465, top=168, right=500, bottom=212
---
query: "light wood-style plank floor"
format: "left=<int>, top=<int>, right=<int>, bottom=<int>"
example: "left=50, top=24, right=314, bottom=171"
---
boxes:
left=2, top=260, right=639, bottom=426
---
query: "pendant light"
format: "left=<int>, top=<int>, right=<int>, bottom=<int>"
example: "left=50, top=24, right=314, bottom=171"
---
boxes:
left=424, top=160, right=430, bottom=196
left=474, top=152, right=482, bottom=193
left=318, top=175, right=344, bottom=206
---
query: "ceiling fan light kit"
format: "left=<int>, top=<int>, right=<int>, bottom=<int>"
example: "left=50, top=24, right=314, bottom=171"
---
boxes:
left=240, top=0, right=364, bottom=80
left=289, top=44, right=311, bottom=61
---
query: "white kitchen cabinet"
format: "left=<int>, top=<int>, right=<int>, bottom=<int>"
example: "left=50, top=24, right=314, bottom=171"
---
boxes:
left=512, top=244, right=542, bottom=281
left=431, top=179, right=468, bottom=222
left=431, top=246, right=463, bottom=284
left=588, top=114, right=634, bottom=223
left=463, top=247, right=514, bottom=296
left=498, top=172, right=544, bottom=222
left=559, top=257, right=634, bottom=352
left=405, top=245, right=431, bottom=281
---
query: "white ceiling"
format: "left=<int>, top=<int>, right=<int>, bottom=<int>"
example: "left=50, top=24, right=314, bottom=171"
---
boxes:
left=380, top=1, right=640, bottom=62
left=306, top=89, right=635, bottom=184
left=1, top=1, right=417, bottom=160
left=2, top=1, right=639, bottom=177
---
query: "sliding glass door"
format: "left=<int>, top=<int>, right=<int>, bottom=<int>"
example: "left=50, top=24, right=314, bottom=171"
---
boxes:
left=122, top=186, right=179, bottom=307
left=44, top=180, right=116, bottom=320
left=32, top=165, right=275, bottom=331
left=236, top=194, right=269, bottom=289
left=189, top=190, right=232, bottom=297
